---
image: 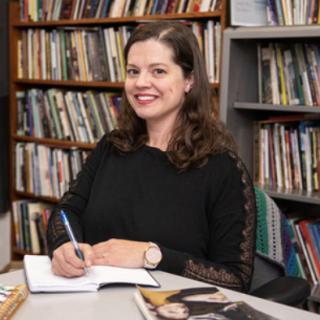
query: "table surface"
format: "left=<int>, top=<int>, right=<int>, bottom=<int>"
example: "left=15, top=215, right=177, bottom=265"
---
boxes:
left=0, top=269, right=319, bottom=320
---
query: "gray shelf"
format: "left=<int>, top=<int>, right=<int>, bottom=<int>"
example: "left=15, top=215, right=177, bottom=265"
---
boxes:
left=234, top=102, right=320, bottom=113
left=260, top=187, right=320, bottom=205
left=219, top=26, right=320, bottom=206
left=225, top=25, right=320, bottom=39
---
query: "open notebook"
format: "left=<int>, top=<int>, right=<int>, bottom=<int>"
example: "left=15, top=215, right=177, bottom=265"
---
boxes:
left=24, top=255, right=159, bottom=293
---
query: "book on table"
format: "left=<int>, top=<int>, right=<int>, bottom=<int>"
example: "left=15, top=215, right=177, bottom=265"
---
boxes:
left=134, top=286, right=279, bottom=320
left=24, top=255, right=159, bottom=293
left=0, top=283, right=28, bottom=319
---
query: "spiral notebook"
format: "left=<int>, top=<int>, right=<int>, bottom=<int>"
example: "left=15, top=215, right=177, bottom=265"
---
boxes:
left=24, top=255, right=159, bottom=293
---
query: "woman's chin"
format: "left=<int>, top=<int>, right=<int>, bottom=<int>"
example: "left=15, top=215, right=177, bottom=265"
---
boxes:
left=134, top=111, right=157, bottom=121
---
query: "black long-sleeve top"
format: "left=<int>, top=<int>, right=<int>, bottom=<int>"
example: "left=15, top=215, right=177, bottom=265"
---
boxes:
left=47, top=135, right=256, bottom=292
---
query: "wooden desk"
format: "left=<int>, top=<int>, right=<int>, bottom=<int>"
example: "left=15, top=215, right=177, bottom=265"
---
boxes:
left=0, top=270, right=318, bottom=319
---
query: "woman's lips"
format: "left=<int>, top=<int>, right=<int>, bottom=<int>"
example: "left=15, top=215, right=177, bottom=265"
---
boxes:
left=134, top=94, right=157, bottom=104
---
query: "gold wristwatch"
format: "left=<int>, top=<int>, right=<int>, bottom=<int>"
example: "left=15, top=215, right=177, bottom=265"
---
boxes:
left=143, top=242, right=162, bottom=269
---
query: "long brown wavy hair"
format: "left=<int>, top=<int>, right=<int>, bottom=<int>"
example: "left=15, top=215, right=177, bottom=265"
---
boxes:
left=109, top=21, right=236, bottom=171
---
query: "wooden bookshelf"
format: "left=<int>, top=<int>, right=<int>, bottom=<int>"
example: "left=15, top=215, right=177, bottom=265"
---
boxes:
left=12, top=11, right=225, bottom=27
left=14, top=79, right=125, bottom=88
left=9, top=0, right=228, bottom=258
left=15, top=191, right=60, bottom=204
left=12, top=135, right=96, bottom=149
left=14, top=79, right=219, bottom=89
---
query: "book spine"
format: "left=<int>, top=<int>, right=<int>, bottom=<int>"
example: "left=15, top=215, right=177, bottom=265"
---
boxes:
left=299, top=220, right=320, bottom=279
left=295, top=223, right=318, bottom=284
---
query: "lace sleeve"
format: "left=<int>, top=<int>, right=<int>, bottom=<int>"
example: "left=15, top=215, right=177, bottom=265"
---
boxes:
left=46, top=178, right=86, bottom=257
left=46, top=135, right=109, bottom=257
left=182, top=153, right=256, bottom=291
left=158, top=152, right=256, bottom=292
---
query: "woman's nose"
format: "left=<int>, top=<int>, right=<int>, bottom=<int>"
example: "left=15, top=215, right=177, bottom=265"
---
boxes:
left=135, top=72, right=151, bottom=87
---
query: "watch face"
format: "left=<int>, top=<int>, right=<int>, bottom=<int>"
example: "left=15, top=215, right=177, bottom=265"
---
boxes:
left=146, top=246, right=161, bottom=264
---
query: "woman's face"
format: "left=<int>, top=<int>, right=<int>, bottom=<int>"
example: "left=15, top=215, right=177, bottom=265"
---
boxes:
left=156, top=302, right=189, bottom=319
left=125, top=39, right=193, bottom=128
left=182, top=292, right=230, bottom=303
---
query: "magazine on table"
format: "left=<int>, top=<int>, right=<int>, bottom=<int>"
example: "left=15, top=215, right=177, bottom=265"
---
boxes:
left=134, top=286, right=279, bottom=320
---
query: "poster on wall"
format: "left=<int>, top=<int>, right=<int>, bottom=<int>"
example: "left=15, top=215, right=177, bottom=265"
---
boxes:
left=230, top=0, right=268, bottom=26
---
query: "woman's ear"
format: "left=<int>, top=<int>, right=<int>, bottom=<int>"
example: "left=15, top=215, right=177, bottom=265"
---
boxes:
left=185, top=73, right=194, bottom=93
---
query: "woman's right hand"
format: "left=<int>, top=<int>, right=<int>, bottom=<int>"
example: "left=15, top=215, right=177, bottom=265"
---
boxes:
left=51, top=242, right=93, bottom=277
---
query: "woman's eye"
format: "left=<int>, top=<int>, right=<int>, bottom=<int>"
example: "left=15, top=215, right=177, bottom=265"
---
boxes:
left=154, top=68, right=166, bottom=75
left=126, top=69, right=139, bottom=76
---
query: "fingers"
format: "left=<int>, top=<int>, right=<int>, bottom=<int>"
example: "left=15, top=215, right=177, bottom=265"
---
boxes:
left=51, top=256, right=84, bottom=278
left=91, top=239, right=148, bottom=268
left=92, top=255, right=109, bottom=266
left=92, top=239, right=113, bottom=254
left=51, top=242, right=92, bottom=277
left=92, top=245, right=106, bottom=260
left=91, top=241, right=110, bottom=265
left=79, top=243, right=94, bottom=268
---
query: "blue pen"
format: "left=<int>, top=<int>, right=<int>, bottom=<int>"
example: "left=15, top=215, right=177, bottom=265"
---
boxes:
left=60, top=210, right=88, bottom=274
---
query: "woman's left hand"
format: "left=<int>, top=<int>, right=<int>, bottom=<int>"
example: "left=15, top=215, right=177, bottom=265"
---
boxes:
left=92, top=239, right=149, bottom=268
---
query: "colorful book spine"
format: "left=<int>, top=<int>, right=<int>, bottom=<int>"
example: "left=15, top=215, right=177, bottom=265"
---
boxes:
left=299, top=220, right=320, bottom=280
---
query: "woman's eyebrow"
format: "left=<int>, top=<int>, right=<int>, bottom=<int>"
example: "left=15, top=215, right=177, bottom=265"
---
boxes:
left=126, top=63, right=138, bottom=68
left=126, top=63, right=168, bottom=68
left=149, top=63, right=168, bottom=67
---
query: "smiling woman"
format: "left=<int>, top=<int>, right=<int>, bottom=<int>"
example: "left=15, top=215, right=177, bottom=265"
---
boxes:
left=47, top=21, right=257, bottom=293
left=124, top=39, right=193, bottom=146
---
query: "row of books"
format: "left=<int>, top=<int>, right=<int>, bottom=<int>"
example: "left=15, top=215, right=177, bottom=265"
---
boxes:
left=16, top=88, right=121, bottom=143
left=17, top=21, right=221, bottom=83
left=19, top=0, right=223, bottom=22
left=193, top=21, right=221, bottom=83
left=12, top=200, right=52, bottom=254
left=254, top=116, right=320, bottom=192
left=15, top=143, right=90, bottom=198
left=17, top=26, right=133, bottom=82
left=258, top=42, right=320, bottom=107
left=266, top=0, right=320, bottom=26
left=288, top=216, right=320, bottom=285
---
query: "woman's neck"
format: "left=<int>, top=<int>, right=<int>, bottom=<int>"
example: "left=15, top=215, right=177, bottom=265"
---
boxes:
left=146, top=125, right=173, bottom=151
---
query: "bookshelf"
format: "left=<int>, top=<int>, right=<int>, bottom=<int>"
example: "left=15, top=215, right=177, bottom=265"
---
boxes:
left=8, top=0, right=228, bottom=258
left=220, top=25, right=320, bottom=293
left=220, top=25, right=320, bottom=202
